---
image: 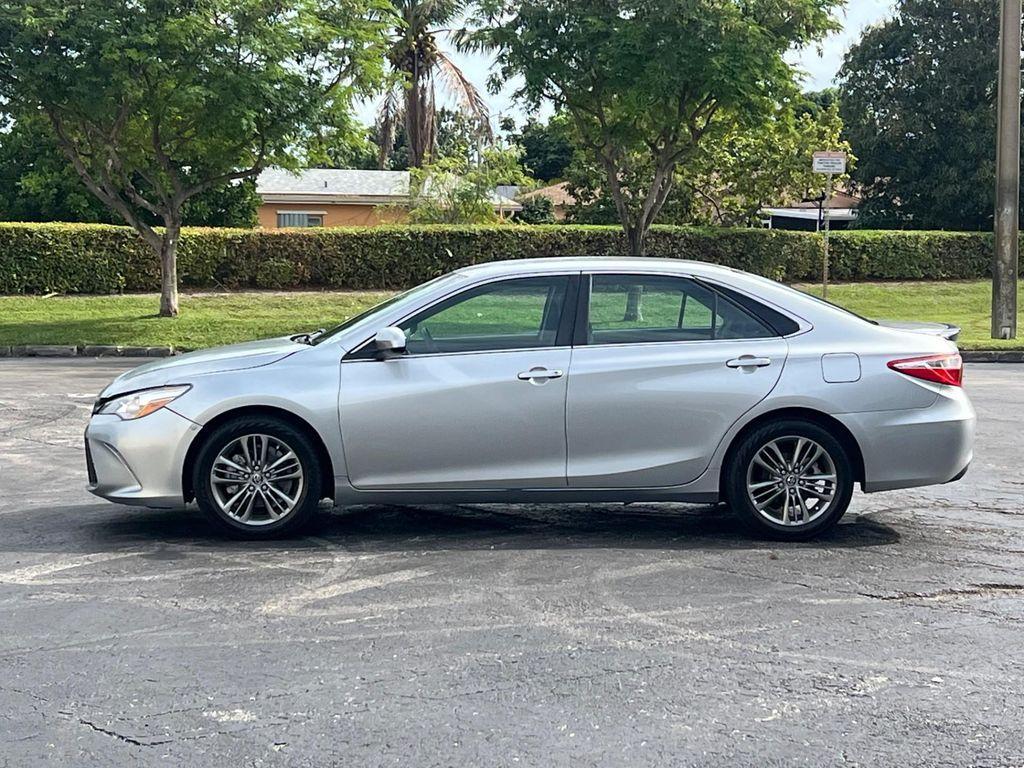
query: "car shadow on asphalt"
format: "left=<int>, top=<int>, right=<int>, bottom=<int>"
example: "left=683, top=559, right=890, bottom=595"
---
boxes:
left=3, top=501, right=901, bottom=553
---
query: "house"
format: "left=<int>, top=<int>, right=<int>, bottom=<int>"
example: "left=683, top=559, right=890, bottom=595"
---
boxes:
left=760, top=190, right=861, bottom=231
left=517, top=182, right=576, bottom=221
left=256, top=168, right=410, bottom=228
left=256, top=168, right=522, bottom=228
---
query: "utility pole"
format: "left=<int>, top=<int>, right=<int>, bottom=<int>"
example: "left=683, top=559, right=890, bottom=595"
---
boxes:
left=993, top=0, right=1021, bottom=340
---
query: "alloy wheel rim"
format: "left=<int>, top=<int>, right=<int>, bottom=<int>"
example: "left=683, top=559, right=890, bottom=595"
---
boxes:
left=210, top=434, right=304, bottom=526
left=745, top=436, right=838, bottom=527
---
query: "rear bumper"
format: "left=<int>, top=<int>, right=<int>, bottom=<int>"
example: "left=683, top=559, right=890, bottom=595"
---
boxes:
left=85, top=408, right=199, bottom=508
left=836, top=386, right=976, bottom=493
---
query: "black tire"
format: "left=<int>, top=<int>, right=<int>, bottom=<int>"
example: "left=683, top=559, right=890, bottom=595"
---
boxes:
left=724, top=419, right=854, bottom=541
left=193, top=415, right=323, bottom=539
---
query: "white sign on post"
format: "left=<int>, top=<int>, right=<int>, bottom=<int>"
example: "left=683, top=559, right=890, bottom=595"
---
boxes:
left=812, top=151, right=847, bottom=175
left=811, top=151, right=846, bottom=300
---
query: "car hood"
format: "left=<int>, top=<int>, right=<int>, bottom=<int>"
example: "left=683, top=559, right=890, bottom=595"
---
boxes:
left=874, top=319, right=961, bottom=341
left=101, top=337, right=303, bottom=397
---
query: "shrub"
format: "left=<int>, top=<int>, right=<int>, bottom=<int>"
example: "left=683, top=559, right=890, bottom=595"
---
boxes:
left=515, top=196, right=556, bottom=224
left=0, top=221, right=1009, bottom=295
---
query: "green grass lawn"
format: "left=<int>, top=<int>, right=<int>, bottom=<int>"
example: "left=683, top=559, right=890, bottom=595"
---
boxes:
left=795, top=281, right=1024, bottom=350
left=0, top=280, right=1021, bottom=350
left=0, top=291, right=394, bottom=350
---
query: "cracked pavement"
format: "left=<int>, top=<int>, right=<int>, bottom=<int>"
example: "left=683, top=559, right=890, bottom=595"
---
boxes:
left=0, top=359, right=1022, bottom=767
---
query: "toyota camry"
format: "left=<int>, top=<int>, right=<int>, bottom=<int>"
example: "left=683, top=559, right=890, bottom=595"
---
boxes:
left=85, top=258, right=975, bottom=540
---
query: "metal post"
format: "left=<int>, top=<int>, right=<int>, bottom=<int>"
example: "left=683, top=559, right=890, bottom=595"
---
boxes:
left=822, top=173, right=833, bottom=300
left=993, top=0, right=1020, bottom=339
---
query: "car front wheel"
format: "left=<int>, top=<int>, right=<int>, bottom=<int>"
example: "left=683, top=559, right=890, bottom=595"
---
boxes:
left=724, top=419, right=854, bottom=540
left=193, top=415, right=322, bottom=538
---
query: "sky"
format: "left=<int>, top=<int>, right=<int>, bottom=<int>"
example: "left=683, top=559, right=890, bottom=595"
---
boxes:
left=355, top=1, right=897, bottom=130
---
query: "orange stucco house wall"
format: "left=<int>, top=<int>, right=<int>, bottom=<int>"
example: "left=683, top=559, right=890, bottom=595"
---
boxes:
left=258, top=202, right=408, bottom=229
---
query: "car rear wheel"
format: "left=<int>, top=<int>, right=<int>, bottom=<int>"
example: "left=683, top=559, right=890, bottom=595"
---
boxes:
left=193, top=415, right=322, bottom=539
left=724, top=419, right=854, bottom=540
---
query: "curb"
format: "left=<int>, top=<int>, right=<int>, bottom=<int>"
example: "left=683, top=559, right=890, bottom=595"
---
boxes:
left=960, top=350, right=1024, bottom=363
left=0, top=345, right=182, bottom=358
left=0, top=345, right=1022, bottom=362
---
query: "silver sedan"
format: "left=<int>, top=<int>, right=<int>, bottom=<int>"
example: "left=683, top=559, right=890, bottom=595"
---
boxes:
left=85, top=258, right=975, bottom=540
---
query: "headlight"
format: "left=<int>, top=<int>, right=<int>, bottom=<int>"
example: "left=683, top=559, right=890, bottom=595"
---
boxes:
left=97, top=385, right=191, bottom=420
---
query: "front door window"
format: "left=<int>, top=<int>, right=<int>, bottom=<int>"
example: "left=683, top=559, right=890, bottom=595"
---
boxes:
left=399, top=276, right=571, bottom=355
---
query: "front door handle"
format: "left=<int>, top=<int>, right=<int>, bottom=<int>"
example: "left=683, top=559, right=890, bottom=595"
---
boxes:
left=518, top=367, right=565, bottom=381
left=726, top=356, right=772, bottom=369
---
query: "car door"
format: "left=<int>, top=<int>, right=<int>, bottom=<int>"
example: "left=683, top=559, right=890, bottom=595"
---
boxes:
left=566, top=273, right=788, bottom=488
left=339, top=274, right=578, bottom=490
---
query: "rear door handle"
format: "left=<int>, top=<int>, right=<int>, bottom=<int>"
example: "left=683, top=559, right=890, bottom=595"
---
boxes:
left=726, top=356, right=772, bottom=369
left=518, top=367, right=564, bottom=381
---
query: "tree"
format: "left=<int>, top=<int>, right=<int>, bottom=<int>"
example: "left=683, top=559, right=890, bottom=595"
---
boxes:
left=408, top=146, right=527, bottom=223
left=515, top=195, right=556, bottom=224
left=0, top=111, right=260, bottom=227
left=0, top=112, right=111, bottom=223
left=683, top=99, right=852, bottom=226
left=467, top=0, right=841, bottom=256
left=561, top=92, right=850, bottom=230
left=838, top=0, right=1003, bottom=230
left=180, top=180, right=261, bottom=229
left=307, top=110, right=382, bottom=171
left=0, top=0, right=389, bottom=316
left=376, top=0, right=491, bottom=169
left=515, top=114, right=574, bottom=182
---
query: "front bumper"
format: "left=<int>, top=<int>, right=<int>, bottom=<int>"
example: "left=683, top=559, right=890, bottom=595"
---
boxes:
left=85, top=408, right=200, bottom=508
left=836, top=386, right=976, bottom=493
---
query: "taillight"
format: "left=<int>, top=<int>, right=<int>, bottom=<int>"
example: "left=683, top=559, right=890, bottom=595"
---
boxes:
left=887, top=353, right=964, bottom=387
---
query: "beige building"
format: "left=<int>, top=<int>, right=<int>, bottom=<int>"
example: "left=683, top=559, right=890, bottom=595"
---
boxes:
left=257, top=167, right=521, bottom=228
left=257, top=168, right=411, bottom=228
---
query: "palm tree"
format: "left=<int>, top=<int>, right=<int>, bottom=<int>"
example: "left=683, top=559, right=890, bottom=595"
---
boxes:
left=377, top=0, right=491, bottom=169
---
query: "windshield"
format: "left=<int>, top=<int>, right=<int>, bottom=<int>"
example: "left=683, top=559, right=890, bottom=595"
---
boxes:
left=311, top=275, right=454, bottom=345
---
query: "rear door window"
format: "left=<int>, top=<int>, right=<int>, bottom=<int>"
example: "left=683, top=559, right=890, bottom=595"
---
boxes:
left=586, top=274, right=775, bottom=344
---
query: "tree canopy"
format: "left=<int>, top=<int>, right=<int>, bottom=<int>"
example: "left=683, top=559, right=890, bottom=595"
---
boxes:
left=838, top=0, right=1004, bottom=230
left=0, top=0, right=390, bottom=314
left=408, top=146, right=527, bottom=223
left=0, top=112, right=259, bottom=227
left=467, top=0, right=842, bottom=254
left=376, top=0, right=491, bottom=169
left=515, top=114, right=575, bottom=182
left=563, top=94, right=850, bottom=227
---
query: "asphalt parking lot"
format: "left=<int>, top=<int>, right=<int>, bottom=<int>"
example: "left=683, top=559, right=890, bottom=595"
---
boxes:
left=1, top=359, right=1023, bottom=767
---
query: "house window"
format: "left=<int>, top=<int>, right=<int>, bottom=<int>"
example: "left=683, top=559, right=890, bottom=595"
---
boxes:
left=277, top=212, right=324, bottom=228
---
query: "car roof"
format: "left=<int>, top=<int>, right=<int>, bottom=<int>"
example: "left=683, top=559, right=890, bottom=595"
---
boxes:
left=455, top=256, right=745, bottom=280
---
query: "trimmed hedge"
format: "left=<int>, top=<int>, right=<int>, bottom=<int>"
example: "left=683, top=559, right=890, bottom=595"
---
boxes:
left=0, top=222, right=1008, bottom=295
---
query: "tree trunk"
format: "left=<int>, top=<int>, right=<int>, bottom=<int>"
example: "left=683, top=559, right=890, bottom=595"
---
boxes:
left=623, top=225, right=645, bottom=321
left=406, top=60, right=431, bottom=168
left=158, top=225, right=180, bottom=318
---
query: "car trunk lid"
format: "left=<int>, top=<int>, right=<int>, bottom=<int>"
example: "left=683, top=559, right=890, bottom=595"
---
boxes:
left=873, top=319, right=961, bottom=341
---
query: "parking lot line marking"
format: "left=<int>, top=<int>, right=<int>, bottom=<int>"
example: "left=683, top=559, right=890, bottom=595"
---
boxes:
left=259, top=566, right=435, bottom=616
left=0, top=551, right=146, bottom=585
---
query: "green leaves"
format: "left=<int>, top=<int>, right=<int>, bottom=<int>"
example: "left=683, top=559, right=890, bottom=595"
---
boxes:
left=408, top=146, right=528, bottom=223
left=468, top=0, right=843, bottom=252
left=838, top=0, right=1000, bottom=230
left=0, top=221, right=1001, bottom=296
left=0, top=0, right=391, bottom=312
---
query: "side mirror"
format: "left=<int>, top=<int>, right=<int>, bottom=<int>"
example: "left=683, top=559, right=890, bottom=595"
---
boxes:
left=372, top=326, right=406, bottom=357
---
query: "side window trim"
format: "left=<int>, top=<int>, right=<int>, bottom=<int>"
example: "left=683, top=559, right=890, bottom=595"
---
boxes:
left=345, top=273, right=581, bottom=361
left=577, top=272, right=777, bottom=347
left=693, top=278, right=803, bottom=337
